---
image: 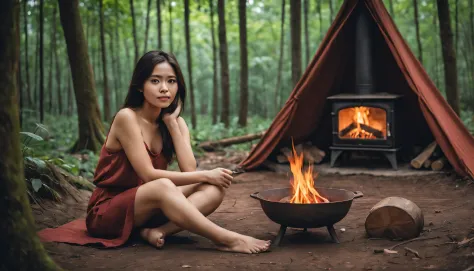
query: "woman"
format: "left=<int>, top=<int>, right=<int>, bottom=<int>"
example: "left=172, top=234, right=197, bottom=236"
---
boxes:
left=86, top=51, right=270, bottom=254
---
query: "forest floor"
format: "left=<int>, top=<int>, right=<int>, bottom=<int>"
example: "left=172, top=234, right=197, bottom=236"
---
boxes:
left=34, top=151, right=474, bottom=271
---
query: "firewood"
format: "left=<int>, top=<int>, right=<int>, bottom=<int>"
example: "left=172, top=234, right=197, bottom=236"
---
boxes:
left=423, top=158, right=433, bottom=169
left=365, top=197, right=424, bottom=240
left=198, top=130, right=266, bottom=151
left=276, top=154, right=288, bottom=163
left=410, top=141, right=437, bottom=169
left=302, top=145, right=326, bottom=164
left=431, top=156, right=447, bottom=171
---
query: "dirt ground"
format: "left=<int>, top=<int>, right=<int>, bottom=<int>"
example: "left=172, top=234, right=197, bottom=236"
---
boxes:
left=34, top=154, right=474, bottom=271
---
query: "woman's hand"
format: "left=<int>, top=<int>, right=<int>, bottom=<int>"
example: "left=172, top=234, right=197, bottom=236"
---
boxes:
left=162, top=100, right=181, bottom=125
left=203, top=168, right=233, bottom=188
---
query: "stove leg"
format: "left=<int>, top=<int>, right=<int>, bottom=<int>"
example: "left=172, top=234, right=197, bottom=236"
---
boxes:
left=383, top=151, right=398, bottom=170
left=327, top=225, right=340, bottom=244
left=330, top=150, right=343, bottom=167
left=273, top=225, right=287, bottom=246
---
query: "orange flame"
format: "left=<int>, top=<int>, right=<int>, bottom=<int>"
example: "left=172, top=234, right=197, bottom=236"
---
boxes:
left=288, top=142, right=329, bottom=204
left=348, top=107, right=375, bottom=139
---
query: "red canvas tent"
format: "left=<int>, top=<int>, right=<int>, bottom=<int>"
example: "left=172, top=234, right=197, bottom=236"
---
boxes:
left=239, top=0, right=474, bottom=179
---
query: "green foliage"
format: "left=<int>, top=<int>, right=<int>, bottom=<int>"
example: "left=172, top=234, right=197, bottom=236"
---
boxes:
left=188, top=114, right=272, bottom=153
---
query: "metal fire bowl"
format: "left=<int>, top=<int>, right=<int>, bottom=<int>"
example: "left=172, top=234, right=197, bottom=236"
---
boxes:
left=250, top=187, right=363, bottom=229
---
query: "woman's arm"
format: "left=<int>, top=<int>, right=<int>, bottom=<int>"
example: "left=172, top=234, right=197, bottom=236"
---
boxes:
left=112, top=109, right=232, bottom=187
left=166, top=117, right=196, bottom=172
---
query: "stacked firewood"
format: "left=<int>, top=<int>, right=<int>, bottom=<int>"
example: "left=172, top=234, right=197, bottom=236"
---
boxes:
left=410, top=141, right=449, bottom=171
left=276, top=143, right=326, bottom=164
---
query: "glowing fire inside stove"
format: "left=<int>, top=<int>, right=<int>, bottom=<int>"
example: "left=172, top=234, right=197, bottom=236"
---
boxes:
left=288, top=142, right=329, bottom=204
left=338, top=106, right=387, bottom=140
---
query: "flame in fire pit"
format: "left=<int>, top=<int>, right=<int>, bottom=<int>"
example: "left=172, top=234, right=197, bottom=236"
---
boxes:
left=288, top=142, right=329, bottom=204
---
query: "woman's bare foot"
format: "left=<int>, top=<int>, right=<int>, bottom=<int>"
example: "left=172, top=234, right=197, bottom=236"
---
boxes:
left=216, top=233, right=271, bottom=254
left=140, top=228, right=165, bottom=248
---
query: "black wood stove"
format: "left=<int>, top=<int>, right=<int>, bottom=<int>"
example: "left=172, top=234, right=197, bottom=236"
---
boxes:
left=327, top=5, right=402, bottom=169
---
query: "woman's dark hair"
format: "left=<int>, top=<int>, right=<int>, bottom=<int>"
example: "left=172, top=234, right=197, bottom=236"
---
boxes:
left=122, top=50, right=186, bottom=162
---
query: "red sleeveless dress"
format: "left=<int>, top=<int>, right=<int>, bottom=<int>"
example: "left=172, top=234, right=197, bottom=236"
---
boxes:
left=38, top=141, right=168, bottom=247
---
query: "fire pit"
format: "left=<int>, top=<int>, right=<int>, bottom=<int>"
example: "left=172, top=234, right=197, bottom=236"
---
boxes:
left=251, top=143, right=363, bottom=246
left=251, top=187, right=363, bottom=246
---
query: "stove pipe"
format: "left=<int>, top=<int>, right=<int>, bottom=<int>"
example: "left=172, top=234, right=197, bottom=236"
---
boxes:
left=355, top=7, right=374, bottom=94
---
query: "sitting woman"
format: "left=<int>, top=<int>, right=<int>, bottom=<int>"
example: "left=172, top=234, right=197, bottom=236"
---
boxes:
left=86, top=50, right=270, bottom=254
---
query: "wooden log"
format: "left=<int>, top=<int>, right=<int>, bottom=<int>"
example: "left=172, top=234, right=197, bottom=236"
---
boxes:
left=365, top=197, right=424, bottom=240
left=198, top=130, right=266, bottom=151
left=302, top=145, right=326, bottom=164
left=423, top=158, right=433, bottom=169
left=276, top=154, right=288, bottom=163
left=431, top=156, right=448, bottom=171
left=410, top=141, right=437, bottom=169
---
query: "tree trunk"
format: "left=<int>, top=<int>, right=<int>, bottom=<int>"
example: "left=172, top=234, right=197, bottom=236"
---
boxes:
left=169, top=0, right=173, bottom=52
left=23, top=0, right=32, bottom=107
left=433, top=9, right=440, bottom=87
left=318, top=0, right=323, bottom=42
left=35, top=25, right=39, bottom=113
left=0, top=1, right=59, bottom=269
left=157, top=0, right=162, bottom=49
left=237, top=0, right=248, bottom=127
left=184, top=0, right=196, bottom=128
left=129, top=0, right=139, bottom=64
left=115, top=0, right=122, bottom=107
left=437, top=0, right=460, bottom=115
left=290, top=0, right=302, bottom=87
left=388, top=0, right=395, bottom=19
left=274, top=0, right=286, bottom=112
left=413, top=0, right=423, bottom=64
left=58, top=0, right=106, bottom=152
left=53, top=5, right=62, bottom=115
left=217, top=0, right=230, bottom=128
left=329, top=0, right=333, bottom=22
left=109, top=33, right=120, bottom=111
left=144, top=0, right=152, bottom=53
left=67, top=71, right=73, bottom=116
left=100, top=0, right=111, bottom=121
left=304, top=0, right=309, bottom=65
left=455, top=0, right=458, bottom=53
left=40, top=0, right=44, bottom=122
left=48, top=4, right=57, bottom=114
left=209, top=0, right=218, bottom=124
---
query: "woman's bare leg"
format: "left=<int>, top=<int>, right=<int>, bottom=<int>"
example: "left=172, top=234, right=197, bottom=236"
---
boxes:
left=134, top=178, right=270, bottom=253
left=149, top=183, right=225, bottom=238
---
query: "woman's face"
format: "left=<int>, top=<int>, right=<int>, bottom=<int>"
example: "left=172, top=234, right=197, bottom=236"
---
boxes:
left=142, top=61, right=179, bottom=109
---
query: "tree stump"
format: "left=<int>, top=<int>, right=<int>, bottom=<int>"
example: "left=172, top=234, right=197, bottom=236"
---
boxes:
left=365, top=197, right=424, bottom=240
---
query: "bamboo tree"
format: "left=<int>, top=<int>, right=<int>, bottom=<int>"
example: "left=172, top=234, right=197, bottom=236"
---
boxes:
left=184, top=0, right=196, bottom=128
left=209, top=0, right=218, bottom=124
left=100, top=0, right=111, bottom=121
left=144, top=0, right=152, bottom=52
left=217, top=0, right=230, bottom=127
left=58, top=0, right=105, bottom=152
left=413, top=0, right=423, bottom=63
left=130, top=0, right=139, bottom=63
left=290, top=0, right=302, bottom=87
left=437, top=0, right=460, bottom=115
left=238, top=0, right=248, bottom=127
left=275, top=0, right=286, bottom=111
left=0, top=1, right=59, bottom=269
